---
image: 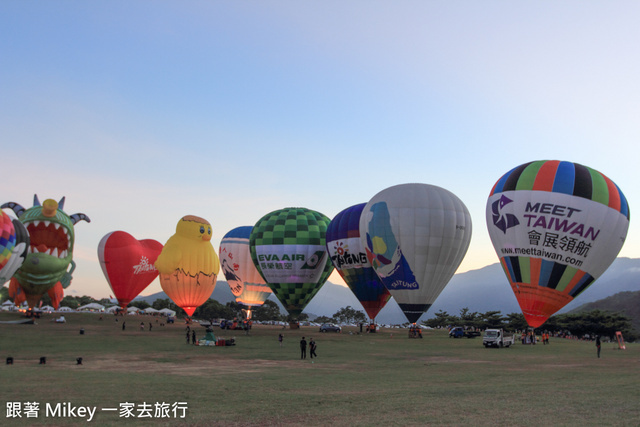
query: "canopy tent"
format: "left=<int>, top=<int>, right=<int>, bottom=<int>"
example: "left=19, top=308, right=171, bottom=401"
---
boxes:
left=1, top=301, right=16, bottom=311
left=127, top=306, right=141, bottom=313
left=77, top=303, right=105, bottom=311
left=143, top=307, right=159, bottom=314
left=158, top=308, right=176, bottom=317
left=105, top=306, right=120, bottom=313
left=57, top=306, right=74, bottom=312
left=40, top=305, right=55, bottom=312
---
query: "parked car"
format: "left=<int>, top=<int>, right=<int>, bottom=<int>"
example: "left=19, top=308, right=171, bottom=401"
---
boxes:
left=319, top=323, right=341, bottom=333
left=449, top=327, right=481, bottom=339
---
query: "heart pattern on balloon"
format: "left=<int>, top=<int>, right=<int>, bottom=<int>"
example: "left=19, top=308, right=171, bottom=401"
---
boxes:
left=98, top=231, right=163, bottom=309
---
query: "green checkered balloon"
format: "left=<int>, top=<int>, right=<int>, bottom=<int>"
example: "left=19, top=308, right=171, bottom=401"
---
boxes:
left=250, top=207, right=334, bottom=317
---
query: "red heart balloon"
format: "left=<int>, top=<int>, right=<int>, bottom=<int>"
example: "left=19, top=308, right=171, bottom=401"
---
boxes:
left=98, top=231, right=163, bottom=309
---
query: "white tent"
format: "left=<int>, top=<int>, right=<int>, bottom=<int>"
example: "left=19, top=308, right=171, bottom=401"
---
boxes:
left=158, top=308, right=176, bottom=317
left=105, top=306, right=120, bottom=313
left=57, top=306, right=74, bottom=312
left=127, top=306, right=141, bottom=313
left=1, top=300, right=16, bottom=311
left=144, top=307, right=159, bottom=314
left=77, top=303, right=105, bottom=312
left=40, top=305, right=55, bottom=312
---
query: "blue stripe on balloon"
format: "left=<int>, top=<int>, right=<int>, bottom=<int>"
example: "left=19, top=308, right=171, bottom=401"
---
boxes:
left=551, top=161, right=576, bottom=195
left=503, top=257, right=516, bottom=283
left=616, top=183, right=630, bottom=219
left=569, top=274, right=595, bottom=297
left=223, top=226, right=252, bottom=239
left=492, top=166, right=518, bottom=194
left=538, top=259, right=554, bottom=287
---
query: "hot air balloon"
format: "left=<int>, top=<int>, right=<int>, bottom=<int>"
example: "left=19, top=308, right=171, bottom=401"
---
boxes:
left=219, top=226, right=273, bottom=319
left=326, top=204, right=391, bottom=321
left=0, top=210, right=17, bottom=281
left=98, top=231, right=163, bottom=310
left=360, top=184, right=472, bottom=324
left=155, top=215, right=220, bottom=318
left=486, top=160, right=630, bottom=328
left=0, top=217, right=30, bottom=285
left=1, top=195, right=90, bottom=307
left=250, top=207, right=334, bottom=320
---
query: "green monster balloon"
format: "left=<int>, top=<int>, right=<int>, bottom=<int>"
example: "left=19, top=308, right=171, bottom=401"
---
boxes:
left=250, top=207, right=333, bottom=319
left=1, top=195, right=90, bottom=307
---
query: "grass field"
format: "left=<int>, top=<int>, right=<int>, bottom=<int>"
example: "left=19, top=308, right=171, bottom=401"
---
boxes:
left=1, top=311, right=638, bottom=426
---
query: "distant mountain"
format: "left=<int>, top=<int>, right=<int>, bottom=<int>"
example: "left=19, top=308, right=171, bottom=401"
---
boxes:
left=138, top=258, right=640, bottom=325
left=137, top=280, right=237, bottom=305
left=569, top=290, right=640, bottom=332
left=422, top=257, right=640, bottom=318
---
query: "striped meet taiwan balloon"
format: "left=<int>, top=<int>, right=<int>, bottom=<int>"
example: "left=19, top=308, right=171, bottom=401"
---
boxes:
left=486, top=160, right=630, bottom=328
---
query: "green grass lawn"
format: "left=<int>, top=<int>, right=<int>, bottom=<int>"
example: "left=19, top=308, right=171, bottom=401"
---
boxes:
left=1, top=311, right=638, bottom=426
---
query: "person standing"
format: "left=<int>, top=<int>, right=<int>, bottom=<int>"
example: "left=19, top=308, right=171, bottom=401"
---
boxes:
left=192, top=330, right=196, bottom=345
left=300, top=336, right=307, bottom=359
left=278, top=333, right=284, bottom=348
left=596, top=336, right=601, bottom=358
left=309, top=338, right=317, bottom=359
left=122, top=321, right=126, bottom=331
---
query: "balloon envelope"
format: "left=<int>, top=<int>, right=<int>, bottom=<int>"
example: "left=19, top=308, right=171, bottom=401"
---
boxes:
left=155, top=215, right=220, bottom=317
left=219, top=226, right=272, bottom=308
left=486, top=160, right=630, bottom=328
left=360, top=184, right=472, bottom=323
left=0, top=213, right=28, bottom=285
left=0, top=210, right=16, bottom=272
left=47, top=281, right=64, bottom=310
left=3, top=196, right=89, bottom=308
left=326, top=203, right=390, bottom=320
left=98, top=231, right=163, bottom=309
left=250, top=207, right=333, bottom=317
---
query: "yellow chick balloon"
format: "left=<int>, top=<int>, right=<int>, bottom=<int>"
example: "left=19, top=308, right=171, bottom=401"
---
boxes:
left=155, top=215, right=220, bottom=317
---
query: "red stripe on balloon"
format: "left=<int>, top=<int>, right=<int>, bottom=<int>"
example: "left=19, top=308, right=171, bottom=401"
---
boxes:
left=532, top=160, right=560, bottom=191
left=603, top=175, right=621, bottom=211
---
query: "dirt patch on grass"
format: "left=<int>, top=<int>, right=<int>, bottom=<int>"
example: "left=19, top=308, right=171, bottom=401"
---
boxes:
left=422, top=356, right=491, bottom=365
left=78, top=355, right=292, bottom=376
left=77, top=356, right=348, bottom=376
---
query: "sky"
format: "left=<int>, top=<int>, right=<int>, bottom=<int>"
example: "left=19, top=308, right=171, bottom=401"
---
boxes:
left=2, top=1, right=639, bottom=300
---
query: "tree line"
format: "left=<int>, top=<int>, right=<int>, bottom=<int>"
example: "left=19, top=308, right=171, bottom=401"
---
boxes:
left=2, top=289, right=633, bottom=341
left=424, top=307, right=636, bottom=341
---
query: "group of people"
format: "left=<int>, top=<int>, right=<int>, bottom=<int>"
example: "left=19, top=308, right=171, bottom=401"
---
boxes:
left=299, top=336, right=317, bottom=360
left=186, top=326, right=196, bottom=344
left=520, top=331, right=549, bottom=345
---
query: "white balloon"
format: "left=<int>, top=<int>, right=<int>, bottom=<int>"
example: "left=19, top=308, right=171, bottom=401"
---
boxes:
left=219, top=226, right=272, bottom=308
left=360, top=183, right=472, bottom=323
